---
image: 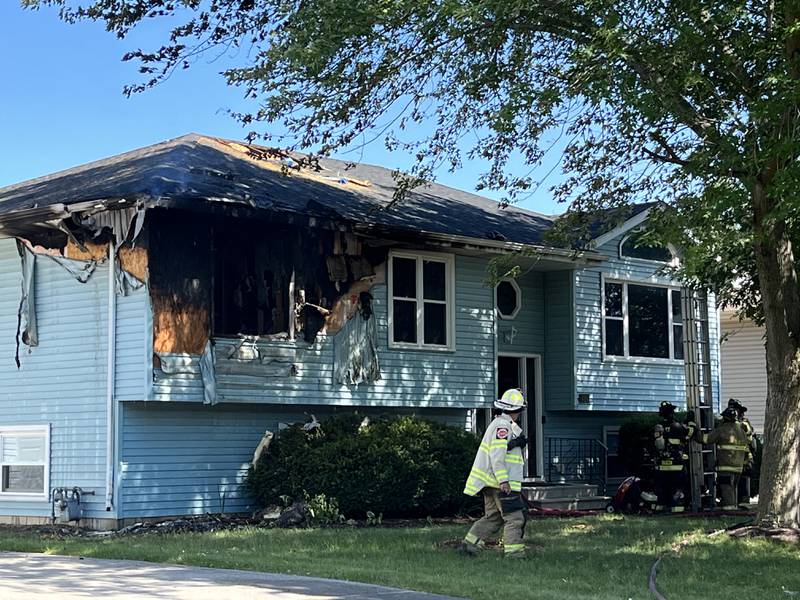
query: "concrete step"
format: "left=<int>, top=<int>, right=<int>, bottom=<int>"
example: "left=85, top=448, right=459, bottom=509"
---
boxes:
left=522, top=483, right=600, bottom=501
left=529, top=496, right=612, bottom=511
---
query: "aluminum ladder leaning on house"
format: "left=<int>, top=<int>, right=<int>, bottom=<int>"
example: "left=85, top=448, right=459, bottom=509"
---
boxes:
left=681, top=289, right=717, bottom=512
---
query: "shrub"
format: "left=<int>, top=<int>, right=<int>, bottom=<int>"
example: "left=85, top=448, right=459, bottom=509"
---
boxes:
left=305, top=493, right=344, bottom=526
left=245, top=413, right=480, bottom=518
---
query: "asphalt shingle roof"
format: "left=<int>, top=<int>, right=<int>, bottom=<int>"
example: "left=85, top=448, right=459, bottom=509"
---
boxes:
left=0, top=134, right=558, bottom=247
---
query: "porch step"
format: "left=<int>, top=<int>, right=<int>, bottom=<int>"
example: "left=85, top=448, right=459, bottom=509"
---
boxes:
left=522, top=483, right=600, bottom=501
left=529, top=496, right=612, bottom=511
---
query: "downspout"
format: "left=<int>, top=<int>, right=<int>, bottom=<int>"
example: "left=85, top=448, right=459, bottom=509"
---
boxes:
left=105, top=243, right=117, bottom=511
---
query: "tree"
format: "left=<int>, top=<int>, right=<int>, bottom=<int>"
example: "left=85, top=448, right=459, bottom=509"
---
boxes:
left=27, top=0, right=800, bottom=527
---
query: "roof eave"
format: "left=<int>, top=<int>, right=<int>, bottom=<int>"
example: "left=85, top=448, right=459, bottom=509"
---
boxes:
left=378, top=227, right=607, bottom=264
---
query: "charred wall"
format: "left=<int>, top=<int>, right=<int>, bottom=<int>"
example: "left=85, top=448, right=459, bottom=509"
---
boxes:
left=149, top=210, right=212, bottom=355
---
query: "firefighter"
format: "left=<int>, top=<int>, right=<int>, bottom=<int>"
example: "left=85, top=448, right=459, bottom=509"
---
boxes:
left=727, top=398, right=757, bottom=505
left=699, top=406, right=750, bottom=510
left=462, top=388, right=528, bottom=558
left=652, top=401, right=695, bottom=512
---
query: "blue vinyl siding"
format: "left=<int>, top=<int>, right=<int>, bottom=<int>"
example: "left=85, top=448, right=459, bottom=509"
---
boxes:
left=573, top=235, right=721, bottom=412
left=0, top=238, right=108, bottom=518
left=115, top=286, right=149, bottom=402
left=497, top=271, right=544, bottom=355
left=0, top=238, right=149, bottom=520
left=118, top=402, right=469, bottom=518
left=151, top=255, right=496, bottom=410
left=544, top=270, right=575, bottom=410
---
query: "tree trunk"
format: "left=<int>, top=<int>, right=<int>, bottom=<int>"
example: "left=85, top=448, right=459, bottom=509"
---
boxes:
left=753, top=184, right=800, bottom=528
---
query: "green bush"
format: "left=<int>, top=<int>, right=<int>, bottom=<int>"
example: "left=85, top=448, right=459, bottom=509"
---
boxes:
left=245, top=413, right=480, bottom=518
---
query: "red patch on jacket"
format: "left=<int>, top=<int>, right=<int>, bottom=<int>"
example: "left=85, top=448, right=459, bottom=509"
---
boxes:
left=496, top=428, right=509, bottom=439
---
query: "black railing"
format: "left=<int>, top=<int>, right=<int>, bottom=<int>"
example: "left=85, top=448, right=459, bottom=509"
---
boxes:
left=546, top=437, right=608, bottom=493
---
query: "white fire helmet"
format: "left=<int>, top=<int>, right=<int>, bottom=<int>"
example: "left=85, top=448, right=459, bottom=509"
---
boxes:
left=494, top=388, right=527, bottom=412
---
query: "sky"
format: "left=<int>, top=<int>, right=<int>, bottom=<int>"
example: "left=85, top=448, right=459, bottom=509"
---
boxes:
left=0, top=4, right=566, bottom=215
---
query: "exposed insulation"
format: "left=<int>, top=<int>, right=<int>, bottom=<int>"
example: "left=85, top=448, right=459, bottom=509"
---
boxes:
left=325, top=264, right=385, bottom=334
left=119, top=245, right=149, bottom=282
left=65, top=238, right=108, bottom=261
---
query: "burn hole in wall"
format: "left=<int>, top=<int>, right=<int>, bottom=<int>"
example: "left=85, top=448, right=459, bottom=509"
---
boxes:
left=148, top=208, right=384, bottom=352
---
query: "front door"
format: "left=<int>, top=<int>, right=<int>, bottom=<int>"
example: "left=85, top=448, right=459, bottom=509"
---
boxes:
left=497, top=354, right=543, bottom=479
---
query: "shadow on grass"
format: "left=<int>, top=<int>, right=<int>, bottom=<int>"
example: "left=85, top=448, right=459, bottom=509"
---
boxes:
left=0, top=515, right=796, bottom=600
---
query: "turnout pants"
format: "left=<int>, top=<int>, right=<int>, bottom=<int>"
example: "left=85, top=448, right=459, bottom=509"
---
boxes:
left=654, top=468, right=687, bottom=512
left=464, top=488, right=526, bottom=555
left=738, top=469, right=752, bottom=505
left=718, top=472, right=741, bottom=509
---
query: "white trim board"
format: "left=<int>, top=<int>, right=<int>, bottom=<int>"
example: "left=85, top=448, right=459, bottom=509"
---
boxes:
left=591, top=207, right=653, bottom=249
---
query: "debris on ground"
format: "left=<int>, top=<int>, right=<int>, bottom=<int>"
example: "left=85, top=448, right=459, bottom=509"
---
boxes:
left=0, top=511, right=476, bottom=539
left=727, top=526, right=800, bottom=544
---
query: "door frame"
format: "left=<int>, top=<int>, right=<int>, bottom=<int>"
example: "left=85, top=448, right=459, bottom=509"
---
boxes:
left=497, top=352, right=544, bottom=480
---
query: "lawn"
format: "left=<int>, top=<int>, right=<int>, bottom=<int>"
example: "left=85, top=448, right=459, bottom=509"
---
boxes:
left=0, top=515, right=797, bottom=600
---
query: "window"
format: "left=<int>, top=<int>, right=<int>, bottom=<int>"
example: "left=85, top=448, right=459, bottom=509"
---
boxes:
left=0, top=426, right=49, bottom=498
left=620, top=232, right=674, bottom=263
left=389, top=252, right=455, bottom=349
left=603, top=280, right=683, bottom=360
left=496, top=279, right=522, bottom=319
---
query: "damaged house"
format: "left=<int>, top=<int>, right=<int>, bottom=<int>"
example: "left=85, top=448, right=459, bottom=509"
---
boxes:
left=0, top=134, right=720, bottom=527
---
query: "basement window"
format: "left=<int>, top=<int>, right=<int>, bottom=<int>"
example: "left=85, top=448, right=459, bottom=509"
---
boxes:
left=389, top=251, right=455, bottom=350
left=0, top=426, right=49, bottom=499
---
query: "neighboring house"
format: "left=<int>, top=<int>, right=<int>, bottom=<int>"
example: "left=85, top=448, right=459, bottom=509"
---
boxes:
left=0, top=134, right=721, bottom=527
left=720, top=309, right=767, bottom=433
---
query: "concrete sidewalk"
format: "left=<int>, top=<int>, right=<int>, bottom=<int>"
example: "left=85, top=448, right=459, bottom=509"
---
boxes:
left=0, top=552, right=464, bottom=599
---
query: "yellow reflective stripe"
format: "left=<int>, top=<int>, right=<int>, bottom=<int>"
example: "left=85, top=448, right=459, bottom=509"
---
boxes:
left=718, top=465, right=743, bottom=473
left=656, top=465, right=683, bottom=472
left=509, top=481, right=521, bottom=491
left=718, top=444, right=748, bottom=451
left=469, top=467, right=499, bottom=486
left=494, top=470, right=509, bottom=479
left=464, top=532, right=479, bottom=544
left=505, top=454, right=524, bottom=464
left=489, top=440, right=508, bottom=448
left=504, top=543, right=525, bottom=553
left=667, top=438, right=682, bottom=444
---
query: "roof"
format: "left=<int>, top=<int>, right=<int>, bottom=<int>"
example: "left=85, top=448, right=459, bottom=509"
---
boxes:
left=0, top=134, right=560, bottom=248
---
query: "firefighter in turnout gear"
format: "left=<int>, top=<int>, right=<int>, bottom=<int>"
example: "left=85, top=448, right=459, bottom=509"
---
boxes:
left=652, top=401, right=695, bottom=512
left=462, top=389, right=527, bottom=558
left=728, top=398, right=757, bottom=505
left=698, top=407, right=750, bottom=509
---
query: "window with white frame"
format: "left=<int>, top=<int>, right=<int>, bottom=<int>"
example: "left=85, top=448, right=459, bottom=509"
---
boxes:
left=603, top=280, right=684, bottom=360
left=0, top=426, right=49, bottom=498
left=495, top=279, right=521, bottom=319
left=389, top=252, right=455, bottom=349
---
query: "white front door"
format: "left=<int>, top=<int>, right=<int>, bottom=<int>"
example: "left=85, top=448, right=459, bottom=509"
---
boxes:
left=497, top=354, right=544, bottom=479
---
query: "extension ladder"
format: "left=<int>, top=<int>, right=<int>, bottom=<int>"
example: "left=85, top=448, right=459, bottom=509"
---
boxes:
left=681, top=289, right=717, bottom=511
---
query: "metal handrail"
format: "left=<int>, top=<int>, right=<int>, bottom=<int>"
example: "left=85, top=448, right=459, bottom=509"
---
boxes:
left=546, top=437, right=608, bottom=493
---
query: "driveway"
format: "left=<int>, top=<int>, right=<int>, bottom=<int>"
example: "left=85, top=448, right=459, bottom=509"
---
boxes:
left=0, top=552, right=463, bottom=600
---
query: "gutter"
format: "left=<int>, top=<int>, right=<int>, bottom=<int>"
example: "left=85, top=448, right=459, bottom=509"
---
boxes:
left=356, top=225, right=607, bottom=265
left=105, top=243, right=116, bottom=511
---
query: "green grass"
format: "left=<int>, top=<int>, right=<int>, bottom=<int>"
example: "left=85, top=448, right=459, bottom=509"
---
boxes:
left=0, top=515, right=797, bottom=599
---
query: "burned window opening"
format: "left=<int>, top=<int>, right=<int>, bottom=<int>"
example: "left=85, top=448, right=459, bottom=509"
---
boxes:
left=147, top=209, right=384, bottom=355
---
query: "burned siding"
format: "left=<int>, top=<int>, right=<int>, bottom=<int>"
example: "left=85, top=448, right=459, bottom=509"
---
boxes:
left=151, top=254, right=495, bottom=409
